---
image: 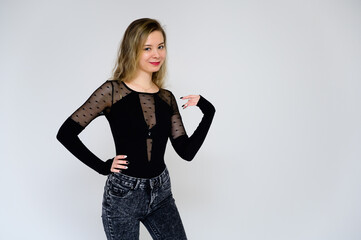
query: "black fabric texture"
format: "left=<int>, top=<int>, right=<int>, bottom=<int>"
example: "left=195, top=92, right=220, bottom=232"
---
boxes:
left=56, top=80, right=215, bottom=177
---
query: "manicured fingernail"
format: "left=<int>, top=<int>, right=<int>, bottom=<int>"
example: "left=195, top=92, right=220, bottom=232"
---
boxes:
left=124, top=166, right=128, bottom=169
left=180, top=97, right=183, bottom=99
left=182, top=104, right=184, bottom=107
left=124, top=155, right=127, bottom=158
left=126, top=161, right=129, bottom=164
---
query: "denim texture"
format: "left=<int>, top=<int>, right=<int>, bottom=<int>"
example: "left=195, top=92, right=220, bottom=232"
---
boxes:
left=102, top=167, right=187, bottom=240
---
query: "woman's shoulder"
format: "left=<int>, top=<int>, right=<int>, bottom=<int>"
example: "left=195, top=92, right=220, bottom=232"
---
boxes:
left=158, top=88, right=177, bottom=106
left=105, top=79, right=120, bottom=85
left=159, top=87, right=172, bottom=95
left=104, top=79, right=132, bottom=101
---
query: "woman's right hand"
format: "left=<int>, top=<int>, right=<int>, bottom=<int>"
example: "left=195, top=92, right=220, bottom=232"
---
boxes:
left=111, top=155, right=129, bottom=173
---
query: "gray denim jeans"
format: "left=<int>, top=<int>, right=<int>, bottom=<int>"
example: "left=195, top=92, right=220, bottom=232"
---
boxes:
left=102, top=167, right=187, bottom=240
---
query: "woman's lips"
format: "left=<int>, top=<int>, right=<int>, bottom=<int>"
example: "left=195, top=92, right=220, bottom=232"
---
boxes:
left=150, top=62, right=160, bottom=66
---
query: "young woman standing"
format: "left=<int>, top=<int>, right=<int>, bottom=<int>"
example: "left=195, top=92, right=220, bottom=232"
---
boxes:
left=57, top=18, right=215, bottom=240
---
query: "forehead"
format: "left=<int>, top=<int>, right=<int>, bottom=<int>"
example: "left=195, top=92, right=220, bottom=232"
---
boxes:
left=144, top=31, right=164, bottom=45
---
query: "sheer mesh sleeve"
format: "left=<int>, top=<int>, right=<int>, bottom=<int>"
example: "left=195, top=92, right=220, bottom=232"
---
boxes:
left=70, top=81, right=113, bottom=128
left=169, top=93, right=216, bottom=161
left=56, top=81, right=114, bottom=175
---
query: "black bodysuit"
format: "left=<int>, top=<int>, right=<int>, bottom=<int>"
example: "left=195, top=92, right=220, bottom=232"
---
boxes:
left=57, top=80, right=215, bottom=178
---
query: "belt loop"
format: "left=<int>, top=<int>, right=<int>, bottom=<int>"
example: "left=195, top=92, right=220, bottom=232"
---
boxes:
left=150, top=179, right=155, bottom=189
left=134, top=179, right=140, bottom=189
left=160, top=173, right=164, bottom=185
left=161, top=168, right=167, bottom=185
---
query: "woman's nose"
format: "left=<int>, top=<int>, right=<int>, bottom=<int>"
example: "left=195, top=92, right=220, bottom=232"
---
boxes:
left=152, top=49, right=160, bottom=58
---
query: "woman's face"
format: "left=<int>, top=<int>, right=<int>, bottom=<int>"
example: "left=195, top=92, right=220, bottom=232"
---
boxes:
left=137, top=30, right=166, bottom=75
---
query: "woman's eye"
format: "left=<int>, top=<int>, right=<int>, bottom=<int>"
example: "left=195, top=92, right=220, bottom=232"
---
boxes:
left=158, top=45, right=165, bottom=49
left=144, top=47, right=151, bottom=51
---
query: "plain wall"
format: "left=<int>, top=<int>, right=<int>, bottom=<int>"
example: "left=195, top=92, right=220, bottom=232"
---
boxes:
left=1, top=0, right=361, bottom=239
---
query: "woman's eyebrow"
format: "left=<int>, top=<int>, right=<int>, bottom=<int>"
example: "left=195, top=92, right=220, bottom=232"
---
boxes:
left=144, top=42, right=165, bottom=46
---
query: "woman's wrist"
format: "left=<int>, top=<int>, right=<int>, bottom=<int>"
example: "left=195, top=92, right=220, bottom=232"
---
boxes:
left=99, top=159, right=113, bottom=175
left=197, top=95, right=216, bottom=115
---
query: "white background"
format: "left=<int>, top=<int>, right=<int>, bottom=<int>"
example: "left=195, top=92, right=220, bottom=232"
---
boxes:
left=1, top=0, right=361, bottom=239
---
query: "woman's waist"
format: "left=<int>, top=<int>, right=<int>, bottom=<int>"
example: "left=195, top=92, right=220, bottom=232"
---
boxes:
left=111, top=163, right=167, bottom=181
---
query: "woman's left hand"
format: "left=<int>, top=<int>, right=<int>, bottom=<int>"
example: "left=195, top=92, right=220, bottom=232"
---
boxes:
left=181, top=95, right=200, bottom=109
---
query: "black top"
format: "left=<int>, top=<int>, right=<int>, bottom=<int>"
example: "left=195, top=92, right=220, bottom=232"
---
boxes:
left=56, top=80, right=215, bottom=178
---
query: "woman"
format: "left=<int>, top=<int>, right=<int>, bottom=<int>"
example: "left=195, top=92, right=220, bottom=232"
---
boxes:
left=57, top=18, right=215, bottom=240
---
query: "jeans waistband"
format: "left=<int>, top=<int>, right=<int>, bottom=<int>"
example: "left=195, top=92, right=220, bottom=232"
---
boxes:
left=109, top=167, right=169, bottom=190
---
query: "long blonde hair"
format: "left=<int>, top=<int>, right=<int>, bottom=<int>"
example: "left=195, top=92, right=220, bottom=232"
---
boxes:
left=110, top=18, right=167, bottom=88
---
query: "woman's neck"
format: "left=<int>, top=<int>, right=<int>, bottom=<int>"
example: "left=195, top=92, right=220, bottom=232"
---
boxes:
left=125, top=71, right=158, bottom=92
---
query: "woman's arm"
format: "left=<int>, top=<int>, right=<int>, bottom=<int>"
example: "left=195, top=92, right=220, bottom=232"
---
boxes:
left=56, top=81, right=114, bottom=175
left=169, top=93, right=216, bottom=161
left=57, top=117, right=113, bottom=175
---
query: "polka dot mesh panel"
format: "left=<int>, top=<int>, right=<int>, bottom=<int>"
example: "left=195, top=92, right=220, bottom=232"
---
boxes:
left=159, top=89, right=186, bottom=139
left=70, top=81, right=131, bottom=127
left=70, top=81, right=113, bottom=127
left=139, top=94, right=156, bottom=129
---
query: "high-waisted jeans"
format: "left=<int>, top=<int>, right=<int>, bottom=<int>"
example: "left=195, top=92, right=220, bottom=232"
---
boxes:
left=101, top=167, right=188, bottom=240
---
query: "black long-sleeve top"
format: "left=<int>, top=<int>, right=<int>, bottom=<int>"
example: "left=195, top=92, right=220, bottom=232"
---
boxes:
left=56, top=80, right=215, bottom=178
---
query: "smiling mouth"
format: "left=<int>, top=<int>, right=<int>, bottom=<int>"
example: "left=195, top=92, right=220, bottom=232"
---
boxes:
left=150, top=62, right=160, bottom=66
